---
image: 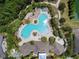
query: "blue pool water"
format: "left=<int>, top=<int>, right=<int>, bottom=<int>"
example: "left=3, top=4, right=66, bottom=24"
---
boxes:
left=21, top=12, right=48, bottom=39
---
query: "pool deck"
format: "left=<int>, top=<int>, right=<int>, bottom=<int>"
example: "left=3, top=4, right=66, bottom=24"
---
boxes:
left=18, top=8, right=54, bottom=46
left=17, top=0, right=68, bottom=56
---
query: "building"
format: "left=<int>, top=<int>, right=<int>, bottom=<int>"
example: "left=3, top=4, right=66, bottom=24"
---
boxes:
left=19, top=40, right=66, bottom=56
left=19, top=41, right=50, bottom=56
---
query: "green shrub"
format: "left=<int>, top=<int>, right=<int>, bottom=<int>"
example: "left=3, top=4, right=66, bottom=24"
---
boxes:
left=29, top=41, right=35, bottom=45
left=58, top=2, right=66, bottom=11
left=49, top=36, right=55, bottom=45
left=41, top=36, right=47, bottom=42
left=59, top=18, right=66, bottom=25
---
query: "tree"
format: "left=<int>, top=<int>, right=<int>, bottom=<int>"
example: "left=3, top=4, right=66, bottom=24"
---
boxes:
left=74, top=55, right=79, bottom=59
left=47, top=5, right=56, bottom=17
left=49, top=36, right=55, bottom=45
left=29, top=41, right=35, bottom=45
left=48, top=0, right=55, bottom=2
left=0, top=0, right=31, bottom=26
left=58, top=29, right=64, bottom=38
left=41, top=36, right=47, bottom=42
left=50, top=17, right=58, bottom=29
left=0, top=0, right=5, bottom=3
left=6, top=57, right=15, bottom=59
left=47, top=56, right=54, bottom=59
left=31, top=56, right=37, bottom=59
left=34, top=0, right=44, bottom=2
left=61, top=26, right=72, bottom=33
left=59, top=18, right=66, bottom=25
left=58, top=2, right=66, bottom=11
left=65, top=33, right=74, bottom=56
left=53, top=28, right=59, bottom=36
left=68, top=0, right=76, bottom=19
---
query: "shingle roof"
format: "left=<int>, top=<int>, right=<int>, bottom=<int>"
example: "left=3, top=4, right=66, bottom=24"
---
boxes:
left=19, top=41, right=50, bottom=56
left=19, top=41, right=65, bottom=56
left=34, top=41, right=49, bottom=54
left=19, top=43, right=33, bottom=56
left=53, top=42, right=64, bottom=55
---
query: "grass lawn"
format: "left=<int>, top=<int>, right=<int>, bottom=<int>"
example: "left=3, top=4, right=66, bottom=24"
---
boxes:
left=6, top=19, right=21, bottom=55
left=8, top=19, right=21, bottom=33
left=60, top=0, right=79, bottom=28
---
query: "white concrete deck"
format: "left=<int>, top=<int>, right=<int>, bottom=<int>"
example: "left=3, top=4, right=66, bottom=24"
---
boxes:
left=18, top=1, right=67, bottom=54
left=18, top=8, right=53, bottom=46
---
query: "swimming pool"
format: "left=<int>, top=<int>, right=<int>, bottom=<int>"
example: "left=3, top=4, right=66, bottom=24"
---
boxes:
left=21, top=10, right=49, bottom=39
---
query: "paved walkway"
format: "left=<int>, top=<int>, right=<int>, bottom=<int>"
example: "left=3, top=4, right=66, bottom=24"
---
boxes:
left=44, top=0, right=60, bottom=8
left=43, top=0, right=68, bottom=52
left=42, top=0, right=61, bottom=20
left=0, top=35, right=5, bottom=57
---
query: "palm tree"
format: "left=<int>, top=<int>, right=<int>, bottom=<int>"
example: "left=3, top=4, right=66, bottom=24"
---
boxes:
left=49, top=36, right=55, bottom=45
left=58, top=2, right=66, bottom=12
left=29, top=41, right=35, bottom=45
left=59, top=18, right=66, bottom=25
left=41, top=36, right=47, bottom=42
